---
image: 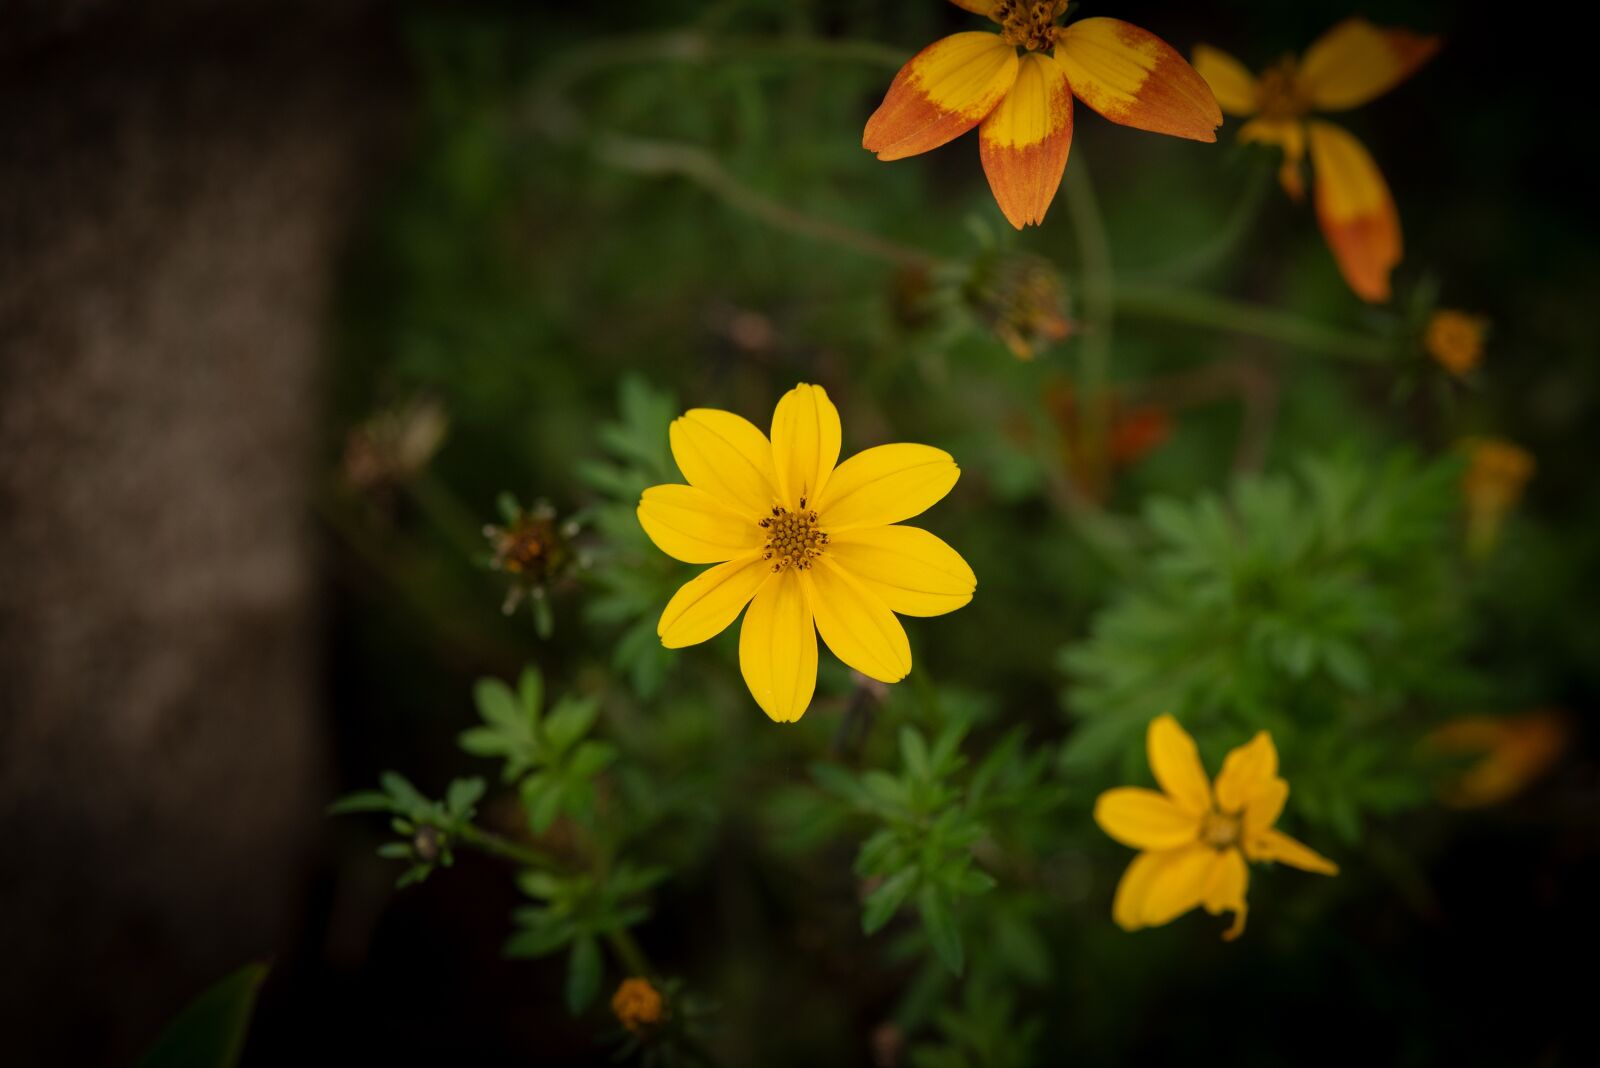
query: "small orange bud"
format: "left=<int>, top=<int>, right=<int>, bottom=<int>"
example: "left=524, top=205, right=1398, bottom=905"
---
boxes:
left=1461, top=438, right=1534, bottom=558
left=1424, top=310, right=1488, bottom=376
left=611, top=976, right=664, bottom=1033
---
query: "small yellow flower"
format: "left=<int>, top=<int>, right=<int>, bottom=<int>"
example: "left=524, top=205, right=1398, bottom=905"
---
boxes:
left=1427, top=710, right=1567, bottom=808
left=611, top=977, right=664, bottom=1032
left=1425, top=310, right=1489, bottom=376
left=1193, top=19, right=1439, bottom=302
left=864, top=1, right=1221, bottom=229
left=1094, top=715, right=1337, bottom=940
left=637, top=384, right=976, bottom=723
left=1461, top=437, right=1534, bottom=558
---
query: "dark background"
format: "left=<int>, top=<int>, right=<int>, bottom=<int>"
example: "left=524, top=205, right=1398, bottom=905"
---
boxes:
left=2, top=1, right=1596, bottom=1064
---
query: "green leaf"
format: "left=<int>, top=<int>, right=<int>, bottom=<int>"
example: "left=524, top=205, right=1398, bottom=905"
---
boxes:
left=565, top=934, right=603, bottom=1015
left=900, top=727, right=931, bottom=782
left=504, top=921, right=575, bottom=959
left=919, top=885, right=963, bottom=976
left=137, top=962, right=268, bottom=1068
left=517, top=665, right=545, bottom=719
left=325, top=790, right=392, bottom=815
left=474, top=678, right=524, bottom=732
left=863, top=867, right=919, bottom=934
left=446, top=777, right=485, bottom=816
left=379, top=771, right=428, bottom=814
left=545, top=698, right=600, bottom=755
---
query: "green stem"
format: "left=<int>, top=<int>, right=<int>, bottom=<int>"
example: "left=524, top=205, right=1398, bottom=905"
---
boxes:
left=1132, top=156, right=1273, bottom=283
left=605, top=927, right=652, bottom=977
left=1063, top=155, right=1115, bottom=494
left=1112, top=282, right=1391, bottom=361
left=456, top=822, right=558, bottom=869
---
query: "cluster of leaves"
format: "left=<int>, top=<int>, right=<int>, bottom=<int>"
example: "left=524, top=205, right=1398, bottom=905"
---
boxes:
left=329, top=771, right=486, bottom=888
left=1061, top=451, right=1474, bottom=838
left=814, top=718, right=1060, bottom=977
left=577, top=376, right=683, bottom=697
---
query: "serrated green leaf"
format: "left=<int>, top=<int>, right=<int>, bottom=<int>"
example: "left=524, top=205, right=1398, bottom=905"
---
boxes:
left=326, top=790, right=393, bottom=816
left=919, top=884, right=963, bottom=976
left=863, top=867, right=919, bottom=934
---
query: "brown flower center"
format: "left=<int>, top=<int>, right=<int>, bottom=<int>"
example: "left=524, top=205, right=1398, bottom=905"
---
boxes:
left=759, top=501, right=828, bottom=573
left=995, top=0, right=1066, bottom=52
left=1200, top=810, right=1242, bottom=850
left=1256, top=57, right=1307, bottom=119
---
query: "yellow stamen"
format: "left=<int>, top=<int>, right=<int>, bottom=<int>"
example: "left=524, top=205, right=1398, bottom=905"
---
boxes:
left=995, top=0, right=1067, bottom=52
left=758, top=501, right=829, bottom=573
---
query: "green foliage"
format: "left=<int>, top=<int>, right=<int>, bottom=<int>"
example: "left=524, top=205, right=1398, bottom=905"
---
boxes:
left=908, top=980, right=1041, bottom=1068
left=136, top=963, right=268, bottom=1068
left=329, top=771, right=485, bottom=887
left=459, top=664, right=617, bottom=832
left=1061, top=451, right=1472, bottom=835
left=578, top=376, right=683, bottom=697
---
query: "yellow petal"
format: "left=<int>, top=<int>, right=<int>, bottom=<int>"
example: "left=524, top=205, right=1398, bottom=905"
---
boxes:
left=770, top=383, right=841, bottom=508
left=1054, top=18, right=1222, bottom=142
left=1242, top=777, right=1288, bottom=838
left=1146, top=715, right=1212, bottom=815
left=1239, top=117, right=1308, bottom=200
left=1094, top=787, right=1202, bottom=851
left=824, top=525, right=975, bottom=618
left=1213, top=730, right=1279, bottom=813
left=1135, top=843, right=1218, bottom=927
left=1251, top=828, right=1339, bottom=875
left=803, top=558, right=911, bottom=684
left=1111, top=850, right=1162, bottom=930
left=863, top=32, right=1020, bottom=161
left=978, top=52, right=1075, bottom=229
left=669, top=408, right=779, bottom=519
left=815, top=444, right=959, bottom=532
left=638, top=483, right=764, bottom=564
left=1191, top=44, right=1259, bottom=117
left=657, top=554, right=771, bottom=649
left=948, top=0, right=999, bottom=16
left=1202, top=848, right=1250, bottom=940
left=739, top=568, right=817, bottom=723
left=1299, top=17, right=1440, bottom=112
left=1308, top=120, right=1400, bottom=303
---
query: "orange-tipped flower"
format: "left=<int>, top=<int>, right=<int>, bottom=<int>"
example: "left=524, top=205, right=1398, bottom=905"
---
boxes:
left=864, top=1, right=1221, bottom=230
left=1427, top=710, right=1568, bottom=808
left=1193, top=19, right=1439, bottom=302
left=1425, top=309, right=1489, bottom=377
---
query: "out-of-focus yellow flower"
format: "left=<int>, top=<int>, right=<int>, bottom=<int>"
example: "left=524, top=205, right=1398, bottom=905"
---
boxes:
left=1425, top=310, right=1489, bottom=376
left=864, top=1, right=1221, bottom=229
left=637, top=384, right=975, bottom=723
left=1094, top=715, right=1337, bottom=940
left=1461, top=437, right=1535, bottom=558
left=611, top=977, right=664, bottom=1032
left=1427, top=710, right=1568, bottom=808
left=1193, top=20, right=1439, bottom=302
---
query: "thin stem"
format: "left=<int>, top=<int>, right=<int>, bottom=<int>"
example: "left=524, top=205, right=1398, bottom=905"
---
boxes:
left=1113, top=282, right=1391, bottom=362
left=606, top=927, right=653, bottom=977
left=1131, top=156, right=1274, bottom=283
left=456, top=822, right=558, bottom=869
left=1062, top=155, right=1115, bottom=499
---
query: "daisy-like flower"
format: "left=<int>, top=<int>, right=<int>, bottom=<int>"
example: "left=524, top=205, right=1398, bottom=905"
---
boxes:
left=1424, top=309, right=1488, bottom=377
left=864, top=1, right=1222, bottom=229
left=1093, top=715, right=1337, bottom=940
left=637, top=384, right=976, bottom=723
left=1193, top=19, right=1439, bottom=302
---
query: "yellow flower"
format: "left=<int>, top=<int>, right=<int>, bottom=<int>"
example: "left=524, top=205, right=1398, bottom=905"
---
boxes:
left=864, top=1, right=1221, bottom=229
left=611, top=976, right=664, bottom=1032
left=1427, top=710, right=1567, bottom=808
left=1461, top=437, right=1535, bottom=558
left=637, top=384, right=976, bottom=723
left=1093, top=715, right=1337, bottom=940
left=1193, top=19, right=1439, bottom=302
left=1424, top=309, right=1489, bottom=377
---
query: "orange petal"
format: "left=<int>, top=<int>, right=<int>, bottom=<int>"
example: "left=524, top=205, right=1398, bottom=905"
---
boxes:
left=1191, top=44, right=1260, bottom=117
left=1299, top=18, right=1440, bottom=112
left=1054, top=18, right=1221, bottom=142
left=863, top=32, right=1020, bottom=161
left=978, top=52, right=1075, bottom=228
left=1308, top=120, right=1400, bottom=303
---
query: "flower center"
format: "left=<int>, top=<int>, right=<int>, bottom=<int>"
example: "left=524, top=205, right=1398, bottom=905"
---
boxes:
left=759, top=500, right=828, bottom=573
left=1200, top=810, right=1242, bottom=850
left=995, top=0, right=1066, bottom=52
left=1256, top=57, right=1307, bottom=119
